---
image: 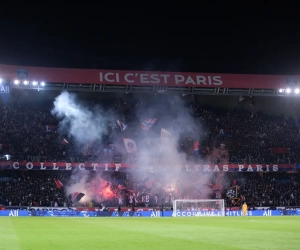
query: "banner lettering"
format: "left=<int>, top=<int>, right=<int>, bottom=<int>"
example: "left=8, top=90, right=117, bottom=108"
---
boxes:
left=0, top=64, right=298, bottom=89
left=0, top=162, right=295, bottom=172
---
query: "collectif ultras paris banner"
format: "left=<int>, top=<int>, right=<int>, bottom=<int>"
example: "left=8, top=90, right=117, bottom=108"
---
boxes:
left=0, top=162, right=297, bottom=172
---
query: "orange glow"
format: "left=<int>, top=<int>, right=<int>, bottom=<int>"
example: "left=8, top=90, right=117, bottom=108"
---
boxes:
left=99, top=186, right=116, bottom=199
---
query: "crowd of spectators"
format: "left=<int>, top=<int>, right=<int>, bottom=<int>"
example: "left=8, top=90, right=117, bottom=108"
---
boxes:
left=1, top=170, right=300, bottom=208
left=0, top=170, right=67, bottom=207
left=191, top=104, right=300, bottom=164
left=0, top=95, right=300, bottom=165
left=0, top=93, right=300, bottom=209
left=224, top=172, right=300, bottom=208
left=0, top=102, right=60, bottom=161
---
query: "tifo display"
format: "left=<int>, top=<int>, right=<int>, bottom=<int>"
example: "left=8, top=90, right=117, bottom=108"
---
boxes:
left=0, top=63, right=299, bottom=223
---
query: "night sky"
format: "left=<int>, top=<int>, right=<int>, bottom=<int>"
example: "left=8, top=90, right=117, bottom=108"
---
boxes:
left=0, top=8, right=299, bottom=75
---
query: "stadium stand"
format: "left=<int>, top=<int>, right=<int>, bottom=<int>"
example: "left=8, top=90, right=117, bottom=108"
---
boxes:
left=0, top=99, right=299, bottom=164
left=1, top=170, right=300, bottom=208
left=0, top=95, right=299, bottom=209
left=0, top=64, right=299, bottom=212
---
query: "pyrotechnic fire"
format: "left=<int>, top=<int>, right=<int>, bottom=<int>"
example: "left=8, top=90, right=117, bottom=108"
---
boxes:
left=99, top=186, right=116, bottom=199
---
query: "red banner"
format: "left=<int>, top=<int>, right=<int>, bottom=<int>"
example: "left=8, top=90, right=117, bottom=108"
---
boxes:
left=0, top=161, right=296, bottom=172
left=0, top=64, right=298, bottom=89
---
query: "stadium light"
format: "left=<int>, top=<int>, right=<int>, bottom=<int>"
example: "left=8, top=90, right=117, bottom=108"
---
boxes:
left=24, top=81, right=29, bottom=85
left=14, top=80, right=20, bottom=84
left=32, top=81, right=38, bottom=86
left=278, top=88, right=284, bottom=93
left=40, top=82, right=45, bottom=86
left=295, top=89, right=300, bottom=94
left=286, top=88, right=291, bottom=94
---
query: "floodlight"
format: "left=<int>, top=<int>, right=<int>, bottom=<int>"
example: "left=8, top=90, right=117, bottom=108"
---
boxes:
left=278, top=88, right=284, bottom=93
left=40, top=82, right=45, bottom=86
left=295, top=89, right=300, bottom=94
left=0, top=79, right=2, bottom=83
left=286, top=88, right=291, bottom=93
left=32, top=81, right=38, bottom=86
left=14, top=80, right=19, bottom=84
left=24, top=81, right=29, bottom=85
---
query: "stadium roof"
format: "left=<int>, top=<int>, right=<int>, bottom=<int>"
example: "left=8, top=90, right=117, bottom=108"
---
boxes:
left=0, top=64, right=299, bottom=96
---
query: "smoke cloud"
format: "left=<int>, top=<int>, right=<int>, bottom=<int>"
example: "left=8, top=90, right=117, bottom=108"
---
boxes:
left=51, top=92, right=228, bottom=206
left=130, top=95, right=214, bottom=200
left=51, top=91, right=117, bottom=203
left=51, top=91, right=115, bottom=146
left=65, top=171, right=90, bottom=203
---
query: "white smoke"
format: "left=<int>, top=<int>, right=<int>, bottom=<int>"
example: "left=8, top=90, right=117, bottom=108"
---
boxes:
left=51, top=92, right=222, bottom=205
left=140, top=96, right=200, bottom=166
left=129, top=95, right=216, bottom=201
left=51, top=91, right=116, bottom=202
left=51, top=91, right=115, bottom=145
left=65, top=171, right=90, bottom=203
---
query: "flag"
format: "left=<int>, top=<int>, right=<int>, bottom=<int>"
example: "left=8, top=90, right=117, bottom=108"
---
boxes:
left=141, top=118, right=157, bottom=130
left=54, top=179, right=63, bottom=189
left=193, top=141, right=200, bottom=156
left=61, top=138, right=69, bottom=145
left=117, top=120, right=127, bottom=131
left=161, top=128, right=171, bottom=141
left=69, top=192, right=85, bottom=203
left=123, top=138, right=137, bottom=154
left=226, top=186, right=238, bottom=199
